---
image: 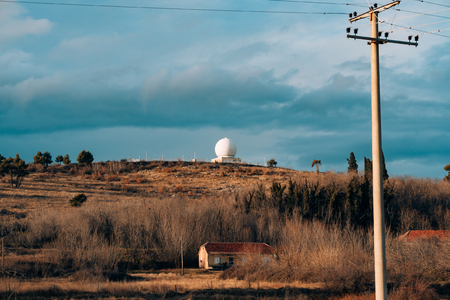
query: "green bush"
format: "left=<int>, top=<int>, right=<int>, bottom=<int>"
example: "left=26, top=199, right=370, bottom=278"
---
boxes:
left=70, top=193, right=87, bottom=207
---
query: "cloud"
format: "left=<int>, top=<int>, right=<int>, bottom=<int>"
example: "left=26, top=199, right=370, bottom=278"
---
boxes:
left=0, top=3, right=53, bottom=40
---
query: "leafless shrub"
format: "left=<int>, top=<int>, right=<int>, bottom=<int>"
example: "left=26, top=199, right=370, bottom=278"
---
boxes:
left=121, top=184, right=135, bottom=193
left=91, top=171, right=103, bottom=181
left=389, top=279, right=439, bottom=300
left=173, top=185, right=185, bottom=193
left=8, top=172, right=450, bottom=295
left=105, top=174, right=118, bottom=182
left=134, top=177, right=146, bottom=184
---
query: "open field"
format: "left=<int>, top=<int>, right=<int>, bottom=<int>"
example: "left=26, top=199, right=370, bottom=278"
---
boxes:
left=0, top=269, right=330, bottom=299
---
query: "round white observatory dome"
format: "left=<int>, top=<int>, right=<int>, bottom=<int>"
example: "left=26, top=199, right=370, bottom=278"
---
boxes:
left=215, top=137, right=237, bottom=158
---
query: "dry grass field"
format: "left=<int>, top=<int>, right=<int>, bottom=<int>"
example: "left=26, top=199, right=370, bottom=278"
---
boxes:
left=0, top=161, right=303, bottom=216
left=1, top=160, right=450, bottom=299
left=0, top=269, right=330, bottom=299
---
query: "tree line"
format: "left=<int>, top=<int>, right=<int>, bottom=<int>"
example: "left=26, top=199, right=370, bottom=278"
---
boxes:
left=0, top=150, right=94, bottom=188
left=235, top=152, right=393, bottom=230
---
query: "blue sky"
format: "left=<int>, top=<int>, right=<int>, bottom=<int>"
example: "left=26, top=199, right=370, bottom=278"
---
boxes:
left=1, top=0, right=449, bottom=178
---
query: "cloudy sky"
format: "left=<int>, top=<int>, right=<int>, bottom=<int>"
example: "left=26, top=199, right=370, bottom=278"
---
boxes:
left=1, top=0, right=449, bottom=178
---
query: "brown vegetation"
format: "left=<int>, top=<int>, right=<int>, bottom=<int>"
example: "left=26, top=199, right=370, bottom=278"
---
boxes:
left=1, top=161, right=450, bottom=299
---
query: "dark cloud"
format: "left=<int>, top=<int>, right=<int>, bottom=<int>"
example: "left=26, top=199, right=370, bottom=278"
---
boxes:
left=1, top=47, right=449, bottom=179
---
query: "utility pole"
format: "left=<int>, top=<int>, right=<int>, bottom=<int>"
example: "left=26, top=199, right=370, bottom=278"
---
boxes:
left=347, top=2, right=418, bottom=300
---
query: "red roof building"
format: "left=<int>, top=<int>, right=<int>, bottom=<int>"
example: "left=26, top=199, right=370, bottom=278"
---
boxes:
left=198, top=242, right=275, bottom=269
left=398, top=230, right=450, bottom=242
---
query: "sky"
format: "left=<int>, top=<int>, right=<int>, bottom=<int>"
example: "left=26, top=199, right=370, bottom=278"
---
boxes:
left=0, top=0, right=449, bottom=178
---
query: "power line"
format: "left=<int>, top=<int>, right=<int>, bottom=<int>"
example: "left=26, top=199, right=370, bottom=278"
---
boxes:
left=396, top=7, right=450, bottom=20
left=388, top=18, right=450, bottom=33
left=0, top=0, right=349, bottom=14
left=267, top=0, right=367, bottom=7
left=413, top=0, right=450, bottom=9
left=385, top=21, right=450, bottom=38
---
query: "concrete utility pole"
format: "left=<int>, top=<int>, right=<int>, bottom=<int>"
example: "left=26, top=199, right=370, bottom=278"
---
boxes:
left=347, top=2, right=418, bottom=300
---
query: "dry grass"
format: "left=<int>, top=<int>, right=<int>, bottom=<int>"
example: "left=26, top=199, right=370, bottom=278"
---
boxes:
left=0, top=161, right=297, bottom=219
left=0, top=270, right=325, bottom=299
left=2, top=162, right=450, bottom=299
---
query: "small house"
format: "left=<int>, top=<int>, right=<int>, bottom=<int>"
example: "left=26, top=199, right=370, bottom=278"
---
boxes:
left=398, top=230, right=450, bottom=242
left=198, top=242, right=275, bottom=269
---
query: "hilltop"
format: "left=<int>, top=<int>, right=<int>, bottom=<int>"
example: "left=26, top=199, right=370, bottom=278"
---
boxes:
left=0, top=160, right=308, bottom=217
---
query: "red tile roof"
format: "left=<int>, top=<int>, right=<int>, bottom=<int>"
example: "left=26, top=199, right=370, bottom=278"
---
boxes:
left=202, top=242, right=275, bottom=255
left=398, top=230, right=450, bottom=242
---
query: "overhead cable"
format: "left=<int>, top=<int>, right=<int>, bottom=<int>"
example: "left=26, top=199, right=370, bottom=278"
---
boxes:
left=388, top=18, right=450, bottom=33
left=413, top=0, right=450, bottom=9
left=267, top=0, right=367, bottom=7
left=0, top=0, right=349, bottom=14
left=396, top=7, right=450, bottom=20
left=386, top=22, right=450, bottom=38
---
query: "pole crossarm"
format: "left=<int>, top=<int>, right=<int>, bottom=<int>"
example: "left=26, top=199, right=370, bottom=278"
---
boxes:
left=346, top=34, right=418, bottom=46
left=349, top=1, right=400, bottom=22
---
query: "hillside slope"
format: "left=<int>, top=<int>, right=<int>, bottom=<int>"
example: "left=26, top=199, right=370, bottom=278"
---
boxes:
left=0, top=161, right=309, bottom=217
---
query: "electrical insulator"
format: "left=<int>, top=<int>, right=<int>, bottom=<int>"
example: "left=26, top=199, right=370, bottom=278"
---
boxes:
left=353, top=12, right=357, bottom=17
left=346, top=27, right=351, bottom=34
left=415, top=35, right=419, bottom=42
left=374, top=3, right=378, bottom=8
left=354, top=28, right=358, bottom=34
left=385, top=32, right=389, bottom=38
left=408, top=35, right=412, bottom=41
left=378, top=31, right=382, bottom=37
left=349, top=13, right=353, bottom=18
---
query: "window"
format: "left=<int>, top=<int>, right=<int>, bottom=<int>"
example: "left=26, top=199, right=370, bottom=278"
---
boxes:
left=229, top=257, right=234, bottom=266
left=214, top=257, right=221, bottom=264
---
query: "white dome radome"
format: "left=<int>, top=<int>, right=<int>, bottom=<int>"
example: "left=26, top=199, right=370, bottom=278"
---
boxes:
left=215, top=137, right=237, bottom=158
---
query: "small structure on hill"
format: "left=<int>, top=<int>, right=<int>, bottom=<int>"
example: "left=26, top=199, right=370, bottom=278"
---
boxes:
left=198, top=242, right=275, bottom=269
left=211, top=137, right=241, bottom=163
left=398, top=230, right=450, bottom=242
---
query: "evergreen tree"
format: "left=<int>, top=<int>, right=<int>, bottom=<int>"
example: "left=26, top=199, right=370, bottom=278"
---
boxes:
left=266, top=158, right=277, bottom=167
left=42, top=151, right=52, bottom=166
left=347, top=152, right=358, bottom=173
left=70, top=193, right=87, bottom=207
left=345, top=176, right=360, bottom=226
left=328, top=181, right=342, bottom=222
left=364, top=157, right=372, bottom=181
left=77, top=150, right=94, bottom=164
left=33, top=151, right=44, bottom=165
left=382, top=151, right=389, bottom=181
left=0, top=154, right=5, bottom=177
left=359, top=176, right=373, bottom=229
left=364, top=153, right=388, bottom=181
left=0, top=154, right=29, bottom=188
left=63, top=154, right=71, bottom=165
left=55, top=155, right=63, bottom=164
left=33, top=151, right=52, bottom=166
